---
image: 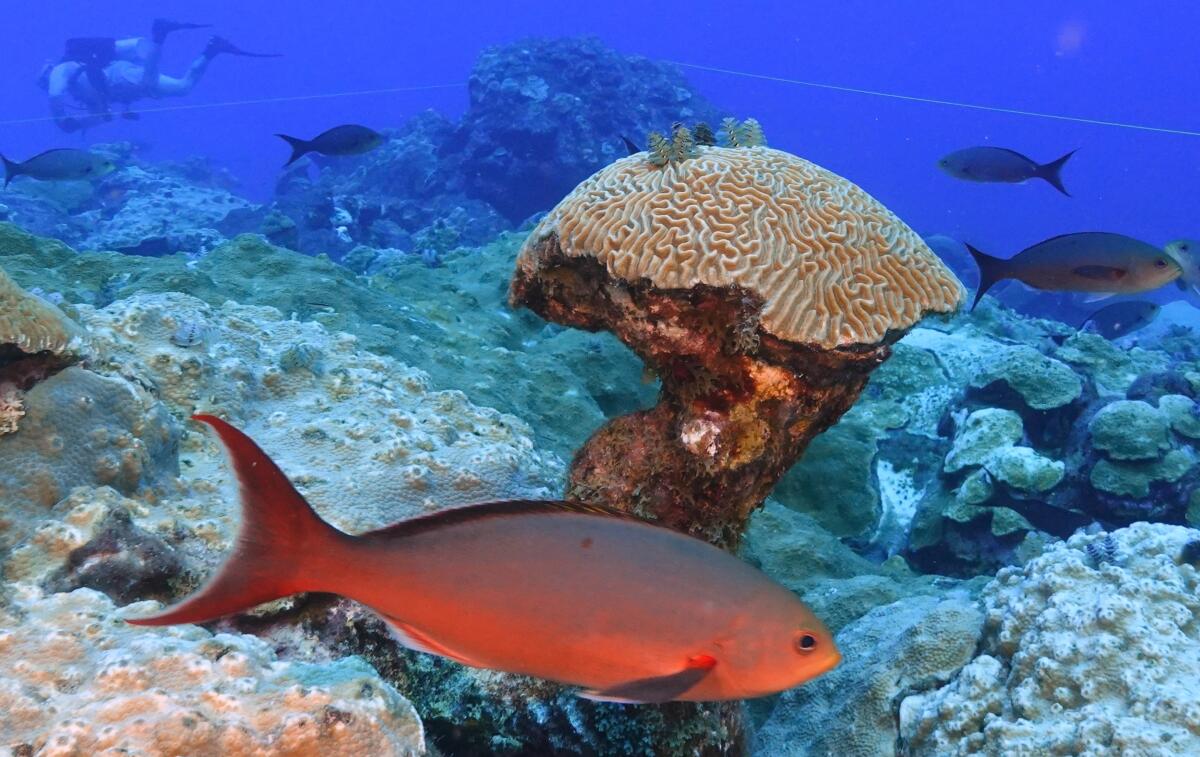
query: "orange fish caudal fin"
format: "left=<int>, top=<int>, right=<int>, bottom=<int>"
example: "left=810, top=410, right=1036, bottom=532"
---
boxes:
left=127, top=415, right=349, bottom=626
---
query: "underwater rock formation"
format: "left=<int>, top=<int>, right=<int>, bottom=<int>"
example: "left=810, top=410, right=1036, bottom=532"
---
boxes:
left=900, top=523, right=1200, bottom=755
left=0, top=224, right=651, bottom=461
left=0, top=588, right=424, bottom=756
left=452, top=37, right=725, bottom=222
left=0, top=262, right=87, bottom=406
left=0, top=144, right=261, bottom=258
left=754, top=593, right=982, bottom=756
left=0, top=366, right=178, bottom=509
left=511, top=145, right=963, bottom=545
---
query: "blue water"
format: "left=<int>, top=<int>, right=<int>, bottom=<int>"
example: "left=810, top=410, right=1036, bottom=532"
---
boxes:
left=3, top=1, right=1196, bottom=259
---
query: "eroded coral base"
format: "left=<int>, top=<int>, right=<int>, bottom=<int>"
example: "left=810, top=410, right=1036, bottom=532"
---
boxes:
left=511, top=234, right=891, bottom=547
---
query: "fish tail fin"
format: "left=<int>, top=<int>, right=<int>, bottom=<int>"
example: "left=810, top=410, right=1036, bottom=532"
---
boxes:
left=275, top=134, right=311, bottom=167
left=1037, top=149, right=1076, bottom=196
left=965, top=243, right=1007, bottom=311
left=127, top=415, right=349, bottom=626
left=1, top=155, right=18, bottom=188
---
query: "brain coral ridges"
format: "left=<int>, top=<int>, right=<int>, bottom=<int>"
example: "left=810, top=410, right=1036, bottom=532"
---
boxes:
left=520, top=145, right=963, bottom=349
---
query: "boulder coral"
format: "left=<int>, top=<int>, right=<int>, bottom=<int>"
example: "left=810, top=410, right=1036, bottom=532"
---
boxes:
left=510, top=144, right=963, bottom=545
left=0, top=587, right=425, bottom=756
left=900, top=523, right=1200, bottom=756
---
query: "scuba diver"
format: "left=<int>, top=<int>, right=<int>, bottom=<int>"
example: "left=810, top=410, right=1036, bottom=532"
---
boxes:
left=38, top=19, right=279, bottom=133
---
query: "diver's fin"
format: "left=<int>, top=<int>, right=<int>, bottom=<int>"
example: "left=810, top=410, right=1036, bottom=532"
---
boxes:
left=205, top=36, right=282, bottom=58
left=1, top=155, right=19, bottom=188
left=1072, top=265, right=1127, bottom=281
left=965, top=243, right=1008, bottom=311
left=621, top=135, right=640, bottom=155
left=382, top=617, right=484, bottom=668
left=578, top=654, right=716, bottom=704
left=1037, top=149, right=1076, bottom=197
left=276, top=134, right=312, bottom=167
left=152, top=19, right=212, bottom=42
left=127, top=415, right=347, bottom=626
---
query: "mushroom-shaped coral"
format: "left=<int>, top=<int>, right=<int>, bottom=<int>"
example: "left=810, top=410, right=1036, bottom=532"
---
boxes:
left=0, top=263, right=86, bottom=432
left=510, top=144, right=963, bottom=545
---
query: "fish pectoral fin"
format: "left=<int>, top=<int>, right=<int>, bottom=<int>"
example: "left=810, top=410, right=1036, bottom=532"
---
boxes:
left=1072, top=265, right=1127, bottom=281
left=1082, top=292, right=1117, bottom=303
left=578, top=654, right=717, bottom=705
left=382, top=616, right=484, bottom=668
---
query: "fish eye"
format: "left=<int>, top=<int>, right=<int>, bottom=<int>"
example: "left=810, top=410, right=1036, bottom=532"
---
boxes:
left=795, top=631, right=818, bottom=654
left=1156, top=259, right=1168, bottom=268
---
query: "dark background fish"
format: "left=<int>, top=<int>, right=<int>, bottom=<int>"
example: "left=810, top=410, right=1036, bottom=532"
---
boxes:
left=938, top=146, right=1075, bottom=195
left=967, top=232, right=1180, bottom=310
left=1080, top=300, right=1161, bottom=339
left=2, top=148, right=115, bottom=186
left=276, top=124, right=384, bottom=166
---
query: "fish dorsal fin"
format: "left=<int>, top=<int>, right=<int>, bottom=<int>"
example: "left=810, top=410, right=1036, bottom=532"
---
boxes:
left=578, top=654, right=717, bottom=704
left=359, top=499, right=641, bottom=541
left=382, top=615, right=484, bottom=668
left=1072, top=265, right=1127, bottom=281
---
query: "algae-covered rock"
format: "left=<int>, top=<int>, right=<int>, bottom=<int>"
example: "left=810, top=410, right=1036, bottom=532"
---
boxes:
left=988, top=446, right=1064, bottom=493
left=1055, top=331, right=1171, bottom=396
left=1089, top=449, right=1194, bottom=498
left=1159, top=393, right=1200, bottom=440
left=1089, top=399, right=1171, bottom=461
left=944, top=408, right=1023, bottom=472
left=0, top=225, right=652, bottom=460
left=970, top=344, right=1081, bottom=410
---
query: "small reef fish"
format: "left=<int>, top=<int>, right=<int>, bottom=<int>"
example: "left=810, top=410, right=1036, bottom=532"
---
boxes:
left=1080, top=300, right=1160, bottom=340
left=967, top=232, right=1180, bottom=310
left=938, top=146, right=1076, bottom=196
left=1164, top=239, right=1200, bottom=298
left=130, top=416, right=840, bottom=703
left=1, top=149, right=116, bottom=187
left=275, top=124, right=384, bottom=167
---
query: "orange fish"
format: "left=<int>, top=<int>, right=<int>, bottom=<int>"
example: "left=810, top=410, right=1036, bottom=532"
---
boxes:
left=129, top=415, right=840, bottom=703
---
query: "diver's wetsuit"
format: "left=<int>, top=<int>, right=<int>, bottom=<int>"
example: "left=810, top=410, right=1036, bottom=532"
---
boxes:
left=46, top=24, right=216, bottom=132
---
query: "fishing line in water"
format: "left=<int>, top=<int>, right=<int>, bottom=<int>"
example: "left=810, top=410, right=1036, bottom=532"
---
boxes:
left=1, top=59, right=1195, bottom=139
left=0, top=82, right=464, bottom=127
left=665, top=60, right=1200, bottom=138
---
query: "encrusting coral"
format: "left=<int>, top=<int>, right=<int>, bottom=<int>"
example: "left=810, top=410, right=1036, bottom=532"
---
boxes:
left=899, top=523, right=1200, bottom=756
left=0, top=587, right=425, bottom=756
left=0, top=263, right=88, bottom=438
left=510, top=141, right=963, bottom=545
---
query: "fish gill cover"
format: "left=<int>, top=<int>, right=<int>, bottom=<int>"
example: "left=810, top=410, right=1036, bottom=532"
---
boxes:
left=0, top=6, right=1199, bottom=757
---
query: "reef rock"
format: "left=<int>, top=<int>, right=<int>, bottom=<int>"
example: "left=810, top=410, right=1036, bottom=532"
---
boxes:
left=0, top=587, right=424, bottom=756
left=900, top=523, right=1200, bottom=756
left=754, top=593, right=982, bottom=756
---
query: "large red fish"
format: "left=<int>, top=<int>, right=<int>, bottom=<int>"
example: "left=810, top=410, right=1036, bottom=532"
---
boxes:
left=129, top=415, right=840, bottom=703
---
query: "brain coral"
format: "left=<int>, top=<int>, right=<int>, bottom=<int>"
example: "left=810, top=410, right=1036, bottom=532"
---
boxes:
left=900, top=523, right=1200, bottom=756
left=0, top=587, right=424, bottom=756
left=0, top=263, right=85, bottom=359
left=518, top=146, right=963, bottom=349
